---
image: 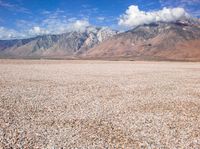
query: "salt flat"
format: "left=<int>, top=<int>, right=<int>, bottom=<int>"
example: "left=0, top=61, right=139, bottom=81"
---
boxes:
left=0, top=60, right=200, bottom=148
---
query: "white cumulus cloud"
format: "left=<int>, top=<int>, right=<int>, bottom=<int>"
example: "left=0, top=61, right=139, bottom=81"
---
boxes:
left=28, top=26, right=49, bottom=36
left=67, top=20, right=90, bottom=32
left=0, top=27, right=25, bottom=39
left=0, top=19, right=90, bottom=40
left=119, top=5, right=189, bottom=28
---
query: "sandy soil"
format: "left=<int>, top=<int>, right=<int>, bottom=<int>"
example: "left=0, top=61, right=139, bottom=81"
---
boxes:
left=0, top=60, right=200, bottom=148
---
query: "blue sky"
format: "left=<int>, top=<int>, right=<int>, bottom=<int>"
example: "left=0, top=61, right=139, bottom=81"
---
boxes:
left=0, top=0, right=200, bottom=39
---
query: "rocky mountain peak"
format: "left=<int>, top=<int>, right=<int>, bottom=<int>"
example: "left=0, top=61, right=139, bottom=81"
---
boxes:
left=0, top=26, right=118, bottom=58
left=84, top=19, right=200, bottom=61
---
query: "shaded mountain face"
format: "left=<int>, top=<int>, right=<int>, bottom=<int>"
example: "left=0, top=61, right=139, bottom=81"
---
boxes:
left=84, top=19, right=200, bottom=61
left=0, top=27, right=117, bottom=58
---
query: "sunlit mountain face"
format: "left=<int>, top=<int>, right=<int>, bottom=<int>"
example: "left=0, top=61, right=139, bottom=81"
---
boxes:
left=84, top=20, right=200, bottom=61
left=0, top=27, right=118, bottom=58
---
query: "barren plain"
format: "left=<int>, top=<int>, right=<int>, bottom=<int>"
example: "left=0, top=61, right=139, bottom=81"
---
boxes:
left=0, top=60, right=200, bottom=148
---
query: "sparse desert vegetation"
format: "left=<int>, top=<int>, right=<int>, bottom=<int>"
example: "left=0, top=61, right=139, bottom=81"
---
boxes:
left=0, top=59, right=200, bottom=148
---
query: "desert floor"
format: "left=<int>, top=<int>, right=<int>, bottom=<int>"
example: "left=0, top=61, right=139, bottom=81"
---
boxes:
left=0, top=60, right=200, bottom=148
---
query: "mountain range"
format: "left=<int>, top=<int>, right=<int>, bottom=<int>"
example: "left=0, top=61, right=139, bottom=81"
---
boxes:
left=0, top=27, right=117, bottom=59
left=0, top=18, right=200, bottom=61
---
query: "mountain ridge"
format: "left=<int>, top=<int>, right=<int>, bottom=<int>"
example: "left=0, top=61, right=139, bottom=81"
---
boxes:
left=0, top=26, right=118, bottom=58
left=83, top=19, right=200, bottom=61
left=0, top=19, right=200, bottom=61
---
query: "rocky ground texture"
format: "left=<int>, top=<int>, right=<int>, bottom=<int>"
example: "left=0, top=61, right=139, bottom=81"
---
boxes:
left=0, top=60, right=200, bottom=148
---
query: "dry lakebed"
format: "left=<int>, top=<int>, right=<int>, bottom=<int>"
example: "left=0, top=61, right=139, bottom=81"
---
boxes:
left=0, top=60, right=200, bottom=148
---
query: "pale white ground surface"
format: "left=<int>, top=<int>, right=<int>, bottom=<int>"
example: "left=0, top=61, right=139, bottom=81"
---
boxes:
left=0, top=60, right=200, bottom=148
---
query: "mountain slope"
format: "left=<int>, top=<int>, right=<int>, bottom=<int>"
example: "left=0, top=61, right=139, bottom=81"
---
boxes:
left=1, top=19, right=200, bottom=61
left=0, top=27, right=117, bottom=58
left=84, top=20, right=200, bottom=61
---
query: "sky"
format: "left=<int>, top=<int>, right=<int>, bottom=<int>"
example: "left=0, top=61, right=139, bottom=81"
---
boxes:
left=0, top=0, right=200, bottom=39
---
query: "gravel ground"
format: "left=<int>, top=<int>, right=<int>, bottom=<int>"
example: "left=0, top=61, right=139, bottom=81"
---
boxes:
left=0, top=60, right=200, bottom=148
